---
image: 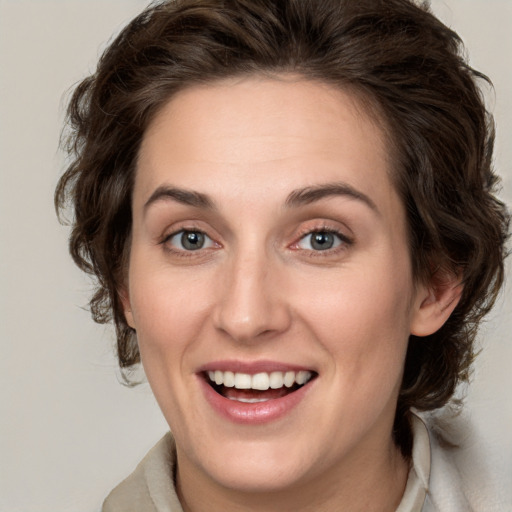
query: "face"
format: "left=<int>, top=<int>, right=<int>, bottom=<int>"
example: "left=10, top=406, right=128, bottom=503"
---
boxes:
left=124, top=77, right=431, bottom=498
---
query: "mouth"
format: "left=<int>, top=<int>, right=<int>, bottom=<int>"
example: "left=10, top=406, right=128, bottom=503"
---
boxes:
left=203, top=369, right=317, bottom=403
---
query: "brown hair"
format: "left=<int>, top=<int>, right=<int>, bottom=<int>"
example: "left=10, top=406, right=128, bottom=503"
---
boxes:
left=55, top=0, right=510, bottom=455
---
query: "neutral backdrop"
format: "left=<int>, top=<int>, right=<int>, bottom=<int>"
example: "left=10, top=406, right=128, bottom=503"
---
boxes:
left=1, top=1, right=511, bottom=511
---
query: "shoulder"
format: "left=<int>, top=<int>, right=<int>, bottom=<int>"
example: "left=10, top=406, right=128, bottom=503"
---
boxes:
left=102, top=432, right=184, bottom=512
left=417, top=409, right=510, bottom=512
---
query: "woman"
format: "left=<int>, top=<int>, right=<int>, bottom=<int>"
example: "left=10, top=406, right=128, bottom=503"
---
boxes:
left=55, top=0, right=509, bottom=510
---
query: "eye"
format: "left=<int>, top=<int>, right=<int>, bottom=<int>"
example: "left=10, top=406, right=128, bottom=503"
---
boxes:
left=165, top=230, right=215, bottom=251
left=296, top=230, right=347, bottom=251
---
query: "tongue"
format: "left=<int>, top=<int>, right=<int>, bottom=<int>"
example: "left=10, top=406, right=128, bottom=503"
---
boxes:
left=222, top=386, right=294, bottom=401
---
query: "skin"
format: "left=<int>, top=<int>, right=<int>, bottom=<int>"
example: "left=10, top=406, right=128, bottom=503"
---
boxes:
left=122, top=76, right=461, bottom=511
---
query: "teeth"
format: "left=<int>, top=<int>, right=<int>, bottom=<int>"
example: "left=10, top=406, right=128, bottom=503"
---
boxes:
left=223, top=371, right=235, bottom=387
left=228, top=397, right=270, bottom=403
left=206, top=370, right=313, bottom=390
left=269, top=371, right=284, bottom=389
left=234, top=373, right=252, bottom=389
left=284, top=371, right=295, bottom=388
left=296, top=370, right=310, bottom=385
left=252, top=372, right=270, bottom=390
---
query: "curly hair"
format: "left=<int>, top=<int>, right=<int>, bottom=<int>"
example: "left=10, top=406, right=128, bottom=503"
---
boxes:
left=55, top=0, right=510, bottom=456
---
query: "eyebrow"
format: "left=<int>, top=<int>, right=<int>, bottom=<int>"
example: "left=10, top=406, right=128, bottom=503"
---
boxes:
left=144, top=185, right=216, bottom=212
left=285, top=182, right=379, bottom=214
left=143, top=181, right=378, bottom=214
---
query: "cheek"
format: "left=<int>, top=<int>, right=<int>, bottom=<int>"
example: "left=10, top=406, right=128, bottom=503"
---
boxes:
left=295, top=260, right=414, bottom=377
left=126, top=268, right=215, bottom=423
left=128, top=267, right=213, bottom=361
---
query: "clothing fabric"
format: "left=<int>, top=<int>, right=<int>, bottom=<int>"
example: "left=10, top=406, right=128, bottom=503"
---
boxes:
left=101, top=412, right=505, bottom=511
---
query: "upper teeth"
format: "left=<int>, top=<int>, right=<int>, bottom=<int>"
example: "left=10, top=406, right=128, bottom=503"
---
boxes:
left=207, top=370, right=313, bottom=390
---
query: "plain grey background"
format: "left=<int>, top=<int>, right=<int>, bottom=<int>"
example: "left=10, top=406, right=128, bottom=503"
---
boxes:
left=1, top=1, right=511, bottom=510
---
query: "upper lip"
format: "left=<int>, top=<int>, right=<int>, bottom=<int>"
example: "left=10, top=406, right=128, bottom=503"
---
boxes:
left=197, top=360, right=316, bottom=375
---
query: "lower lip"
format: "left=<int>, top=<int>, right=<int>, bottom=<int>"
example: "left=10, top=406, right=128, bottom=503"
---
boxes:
left=199, top=376, right=314, bottom=425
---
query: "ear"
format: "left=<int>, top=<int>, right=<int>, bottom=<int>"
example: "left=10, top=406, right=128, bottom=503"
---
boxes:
left=118, top=286, right=136, bottom=329
left=410, top=269, right=463, bottom=337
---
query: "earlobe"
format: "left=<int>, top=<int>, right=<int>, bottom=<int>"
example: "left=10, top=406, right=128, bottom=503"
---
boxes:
left=119, top=287, right=136, bottom=329
left=410, top=271, right=463, bottom=337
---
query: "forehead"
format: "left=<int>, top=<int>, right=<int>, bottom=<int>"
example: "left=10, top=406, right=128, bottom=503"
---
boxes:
left=135, top=76, right=398, bottom=215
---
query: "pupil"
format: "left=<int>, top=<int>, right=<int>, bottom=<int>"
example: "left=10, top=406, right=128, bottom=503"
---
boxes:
left=182, top=231, right=204, bottom=250
left=311, top=232, right=333, bottom=250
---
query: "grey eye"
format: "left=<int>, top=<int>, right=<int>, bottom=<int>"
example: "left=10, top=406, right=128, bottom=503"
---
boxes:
left=297, top=231, right=344, bottom=251
left=181, top=231, right=205, bottom=250
left=167, top=230, right=214, bottom=251
left=310, top=232, right=335, bottom=250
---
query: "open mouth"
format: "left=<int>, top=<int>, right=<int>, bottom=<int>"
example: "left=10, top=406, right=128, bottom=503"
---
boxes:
left=204, top=370, right=317, bottom=403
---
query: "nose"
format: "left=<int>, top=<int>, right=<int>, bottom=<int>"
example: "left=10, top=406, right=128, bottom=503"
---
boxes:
left=212, top=250, right=292, bottom=343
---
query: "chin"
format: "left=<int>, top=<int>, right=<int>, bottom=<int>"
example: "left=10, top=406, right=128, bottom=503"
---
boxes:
left=178, top=428, right=332, bottom=496
left=203, top=452, right=311, bottom=493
